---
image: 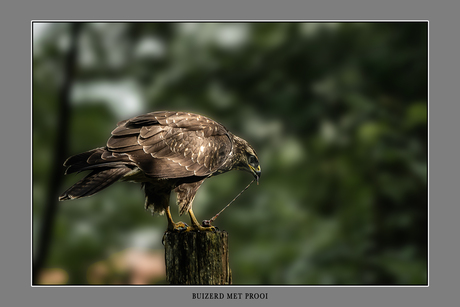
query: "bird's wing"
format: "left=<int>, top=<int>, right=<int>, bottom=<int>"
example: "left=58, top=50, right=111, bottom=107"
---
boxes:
left=107, top=111, right=233, bottom=178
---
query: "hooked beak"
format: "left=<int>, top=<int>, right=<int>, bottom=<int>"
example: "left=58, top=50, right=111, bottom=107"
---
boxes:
left=252, top=165, right=261, bottom=185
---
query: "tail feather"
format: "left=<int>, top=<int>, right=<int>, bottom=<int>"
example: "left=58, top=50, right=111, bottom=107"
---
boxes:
left=63, top=148, right=105, bottom=175
left=59, top=167, right=131, bottom=201
left=63, top=147, right=134, bottom=175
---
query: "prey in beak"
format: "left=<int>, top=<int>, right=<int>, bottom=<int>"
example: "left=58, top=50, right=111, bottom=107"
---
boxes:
left=248, top=155, right=261, bottom=185
left=252, top=165, right=261, bottom=185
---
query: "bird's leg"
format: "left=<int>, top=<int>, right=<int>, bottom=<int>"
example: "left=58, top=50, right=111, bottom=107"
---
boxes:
left=165, top=206, right=189, bottom=232
left=187, top=208, right=217, bottom=232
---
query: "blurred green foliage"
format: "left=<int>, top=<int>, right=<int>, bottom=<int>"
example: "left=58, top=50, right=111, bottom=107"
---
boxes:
left=33, top=22, right=427, bottom=285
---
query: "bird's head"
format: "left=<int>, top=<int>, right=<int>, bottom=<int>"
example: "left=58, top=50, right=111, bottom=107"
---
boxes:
left=232, top=135, right=261, bottom=184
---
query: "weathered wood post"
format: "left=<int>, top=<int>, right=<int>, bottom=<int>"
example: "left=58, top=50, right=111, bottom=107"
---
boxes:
left=164, top=230, right=232, bottom=285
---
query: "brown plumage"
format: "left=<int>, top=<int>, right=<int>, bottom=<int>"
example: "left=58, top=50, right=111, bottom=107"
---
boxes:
left=59, top=111, right=261, bottom=231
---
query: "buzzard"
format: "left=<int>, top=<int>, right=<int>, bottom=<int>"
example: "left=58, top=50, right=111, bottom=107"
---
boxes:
left=59, top=111, right=261, bottom=232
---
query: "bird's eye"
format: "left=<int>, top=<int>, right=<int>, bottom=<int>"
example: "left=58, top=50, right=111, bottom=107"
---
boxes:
left=248, top=155, right=257, bottom=166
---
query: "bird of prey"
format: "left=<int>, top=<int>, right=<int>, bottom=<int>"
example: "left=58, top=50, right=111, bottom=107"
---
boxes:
left=59, top=111, right=261, bottom=232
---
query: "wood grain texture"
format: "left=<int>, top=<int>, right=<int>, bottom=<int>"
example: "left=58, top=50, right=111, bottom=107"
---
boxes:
left=164, top=231, right=232, bottom=285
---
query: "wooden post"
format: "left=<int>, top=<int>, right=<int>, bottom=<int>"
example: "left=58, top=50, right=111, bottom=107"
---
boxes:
left=164, top=230, right=232, bottom=285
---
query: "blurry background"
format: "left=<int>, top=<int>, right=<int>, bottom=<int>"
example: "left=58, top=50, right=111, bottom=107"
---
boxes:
left=32, top=22, right=427, bottom=285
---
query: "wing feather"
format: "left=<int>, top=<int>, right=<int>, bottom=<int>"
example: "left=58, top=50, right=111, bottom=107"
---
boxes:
left=103, top=111, right=232, bottom=179
left=111, top=125, right=141, bottom=136
left=138, top=133, right=166, bottom=147
left=107, top=135, right=139, bottom=149
left=185, top=163, right=203, bottom=172
left=139, top=125, right=165, bottom=138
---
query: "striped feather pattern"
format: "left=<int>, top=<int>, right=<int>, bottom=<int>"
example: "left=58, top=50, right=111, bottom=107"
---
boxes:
left=105, top=111, right=233, bottom=178
left=58, top=111, right=260, bottom=222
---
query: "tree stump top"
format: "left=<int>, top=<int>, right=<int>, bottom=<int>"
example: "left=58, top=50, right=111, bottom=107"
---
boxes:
left=164, top=230, right=231, bottom=285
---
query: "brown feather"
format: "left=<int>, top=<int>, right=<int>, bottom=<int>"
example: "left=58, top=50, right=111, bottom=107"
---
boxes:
left=107, top=135, right=139, bottom=148
left=175, top=180, right=206, bottom=215
left=139, top=125, right=165, bottom=138
left=59, top=110, right=260, bottom=226
left=111, top=125, right=141, bottom=136
left=59, top=167, right=131, bottom=200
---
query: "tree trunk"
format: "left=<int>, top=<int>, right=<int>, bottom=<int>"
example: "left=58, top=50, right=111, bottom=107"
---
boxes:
left=164, top=230, right=232, bottom=285
left=33, top=23, right=81, bottom=284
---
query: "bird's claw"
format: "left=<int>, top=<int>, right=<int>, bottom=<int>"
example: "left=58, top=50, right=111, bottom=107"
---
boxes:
left=180, top=220, right=218, bottom=232
left=167, top=221, right=189, bottom=232
left=164, top=221, right=217, bottom=237
left=202, top=219, right=212, bottom=227
left=163, top=221, right=190, bottom=244
left=195, top=220, right=218, bottom=232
